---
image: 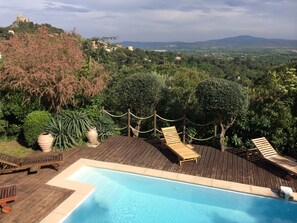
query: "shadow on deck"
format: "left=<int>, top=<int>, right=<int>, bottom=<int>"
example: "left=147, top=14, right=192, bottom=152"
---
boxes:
left=1, top=136, right=296, bottom=223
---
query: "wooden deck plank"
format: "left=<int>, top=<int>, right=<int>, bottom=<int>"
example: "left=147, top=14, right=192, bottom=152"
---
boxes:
left=215, top=149, right=225, bottom=180
left=198, top=145, right=212, bottom=177
left=247, top=160, right=254, bottom=185
left=1, top=136, right=297, bottom=223
left=209, top=146, right=220, bottom=179
left=194, top=146, right=208, bottom=176
left=226, top=151, right=235, bottom=182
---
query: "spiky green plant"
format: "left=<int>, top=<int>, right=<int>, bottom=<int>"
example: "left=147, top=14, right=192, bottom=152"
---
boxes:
left=45, top=111, right=92, bottom=150
left=45, top=118, right=77, bottom=150
left=58, top=111, right=92, bottom=140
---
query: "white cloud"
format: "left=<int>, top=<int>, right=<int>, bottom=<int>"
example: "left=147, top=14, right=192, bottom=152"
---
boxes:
left=0, top=0, right=296, bottom=41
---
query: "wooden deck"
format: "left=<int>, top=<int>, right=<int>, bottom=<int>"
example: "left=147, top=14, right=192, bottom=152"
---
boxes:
left=1, top=136, right=296, bottom=223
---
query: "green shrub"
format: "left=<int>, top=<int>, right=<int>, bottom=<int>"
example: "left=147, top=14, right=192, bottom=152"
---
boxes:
left=186, top=127, right=197, bottom=144
left=0, top=119, right=8, bottom=135
left=82, top=101, right=120, bottom=141
left=6, top=124, right=21, bottom=136
left=91, top=112, right=120, bottom=141
left=1, top=91, right=43, bottom=125
left=23, top=111, right=51, bottom=146
left=0, top=91, right=43, bottom=139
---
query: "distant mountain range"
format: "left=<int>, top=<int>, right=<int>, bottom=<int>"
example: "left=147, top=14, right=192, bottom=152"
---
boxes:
left=118, top=36, right=297, bottom=50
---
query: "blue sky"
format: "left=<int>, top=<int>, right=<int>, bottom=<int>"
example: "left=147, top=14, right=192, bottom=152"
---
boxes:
left=0, top=0, right=296, bottom=41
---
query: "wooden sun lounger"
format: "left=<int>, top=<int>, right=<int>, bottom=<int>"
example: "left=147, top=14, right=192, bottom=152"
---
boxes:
left=0, top=184, right=16, bottom=214
left=252, top=137, right=297, bottom=180
left=161, top=126, right=201, bottom=165
left=0, top=152, right=63, bottom=174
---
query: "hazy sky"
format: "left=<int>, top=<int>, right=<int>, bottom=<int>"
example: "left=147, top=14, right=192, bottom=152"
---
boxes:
left=0, top=0, right=296, bottom=42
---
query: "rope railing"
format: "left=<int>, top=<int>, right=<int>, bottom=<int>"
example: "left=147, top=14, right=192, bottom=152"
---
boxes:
left=130, top=112, right=154, bottom=120
left=101, top=109, right=128, bottom=132
left=130, top=126, right=154, bottom=134
left=155, top=129, right=162, bottom=134
left=102, top=108, right=216, bottom=142
left=114, top=126, right=128, bottom=131
left=186, top=133, right=214, bottom=142
left=156, top=114, right=184, bottom=122
left=186, top=118, right=214, bottom=127
left=102, top=108, right=127, bottom=118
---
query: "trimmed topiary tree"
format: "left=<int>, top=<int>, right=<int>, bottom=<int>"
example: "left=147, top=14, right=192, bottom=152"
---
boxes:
left=112, top=72, right=165, bottom=137
left=196, top=78, right=248, bottom=151
left=114, top=73, right=164, bottom=115
left=23, top=110, right=51, bottom=147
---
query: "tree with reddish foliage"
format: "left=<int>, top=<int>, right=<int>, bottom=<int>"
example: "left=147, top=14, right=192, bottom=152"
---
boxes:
left=0, top=27, right=106, bottom=113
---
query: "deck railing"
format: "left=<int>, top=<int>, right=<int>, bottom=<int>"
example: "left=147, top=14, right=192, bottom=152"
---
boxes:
left=102, top=108, right=216, bottom=143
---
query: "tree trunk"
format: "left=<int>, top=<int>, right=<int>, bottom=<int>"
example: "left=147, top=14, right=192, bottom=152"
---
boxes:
left=219, top=124, right=227, bottom=152
left=219, top=116, right=236, bottom=152
left=132, top=120, right=142, bottom=138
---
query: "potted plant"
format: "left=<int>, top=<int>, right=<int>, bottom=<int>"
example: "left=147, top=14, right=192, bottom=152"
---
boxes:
left=37, top=132, right=54, bottom=152
left=86, top=126, right=99, bottom=146
left=23, top=110, right=52, bottom=152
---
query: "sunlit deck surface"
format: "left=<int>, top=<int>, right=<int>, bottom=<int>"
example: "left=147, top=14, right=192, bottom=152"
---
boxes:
left=1, top=136, right=297, bottom=222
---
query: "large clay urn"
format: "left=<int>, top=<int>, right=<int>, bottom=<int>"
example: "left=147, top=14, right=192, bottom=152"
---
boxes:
left=86, top=127, right=99, bottom=146
left=38, top=132, right=54, bottom=152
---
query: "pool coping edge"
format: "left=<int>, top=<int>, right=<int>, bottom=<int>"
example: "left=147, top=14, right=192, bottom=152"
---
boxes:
left=40, top=158, right=297, bottom=223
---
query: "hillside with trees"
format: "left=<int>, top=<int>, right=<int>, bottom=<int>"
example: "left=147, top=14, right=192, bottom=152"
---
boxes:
left=0, top=19, right=296, bottom=158
left=0, top=15, right=64, bottom=39
left=119, top=35, right=297, bottom=50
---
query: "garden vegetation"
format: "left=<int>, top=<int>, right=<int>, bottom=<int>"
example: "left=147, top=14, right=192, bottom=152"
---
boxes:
left=0, top=22, right=296, bottom=157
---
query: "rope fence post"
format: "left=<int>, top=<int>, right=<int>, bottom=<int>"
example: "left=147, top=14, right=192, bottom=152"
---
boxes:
left=127, top=109, right=131, bottom=137
left=153, top=110, right=157, bottom=137
left=213, top=123, right=218, bottom=145
left=182, top=115, right=186, bottom=144
left=102, top=108, right=215, bottom=142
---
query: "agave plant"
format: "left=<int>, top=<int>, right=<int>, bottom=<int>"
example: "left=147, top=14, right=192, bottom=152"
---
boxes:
left=44, top=111, right=93, bottom=150
left=58, top=111, right=93, bottom=140
left=44, top=118, right=77, bottom=150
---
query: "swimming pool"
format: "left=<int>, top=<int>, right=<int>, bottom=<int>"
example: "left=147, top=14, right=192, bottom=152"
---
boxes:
left=63, top=166, right=297, bottom=223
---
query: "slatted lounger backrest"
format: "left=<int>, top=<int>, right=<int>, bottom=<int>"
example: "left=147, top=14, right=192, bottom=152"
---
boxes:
left=161, top=126, right=182, bottom=145
left=0, top=185, right=16, bottom=200
left=252, top=137, right=278, bottom=158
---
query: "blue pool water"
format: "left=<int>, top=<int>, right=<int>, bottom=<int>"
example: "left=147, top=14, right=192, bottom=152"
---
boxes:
left=64, top=166, right=297, bottom=223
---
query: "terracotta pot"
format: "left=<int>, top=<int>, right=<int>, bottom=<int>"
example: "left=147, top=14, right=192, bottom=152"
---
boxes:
left=1, top=205, right=12, bottom=214
left=38, top=132, right=54, bottom=152
left=86, top=127, right=99, bottom=145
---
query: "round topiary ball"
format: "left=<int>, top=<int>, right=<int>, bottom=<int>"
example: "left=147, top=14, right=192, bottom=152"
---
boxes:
left=23, top=110, right=51, bottom=147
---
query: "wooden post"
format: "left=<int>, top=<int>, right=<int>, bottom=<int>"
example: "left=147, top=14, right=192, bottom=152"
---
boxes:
left=214, top=124, right=217, bottom=137
left=182, top=115, right=186, bottom=143
left=153, top=110, right=157, bottom=137
left=127, top=109, right=131, bottom=137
